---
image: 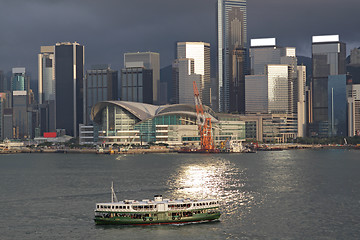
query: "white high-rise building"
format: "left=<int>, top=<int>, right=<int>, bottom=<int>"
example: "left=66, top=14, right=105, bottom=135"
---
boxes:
left=176, top=42, right=211, bottom=106
left=348, top=84, right=360, bottom=136
left=246, top=38, right=299, bottom=115
left=297, top=65, right=307, bottom=137
left=38, top=46, right=55, bottom=104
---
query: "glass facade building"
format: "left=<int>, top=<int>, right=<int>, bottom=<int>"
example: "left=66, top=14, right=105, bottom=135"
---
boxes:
left=347, top=48, right=360, bottom=84
left=245, top=75, right=268, bottom=113
left=121, top=67, right=153, bottom=104
left=328, top=75, right=347, bottom=136
left=248, top=39, right=299, bottom=115
left=0, top=71, right=5, bottom=92
left=217, top=0, right=247, bottom=112
left=12, top=91, right=29, bottom=139
left=85, top=65, right=118, bottom=125
left=11, top=68, right=29, bottom=92
left=311, top=35, right=346, bottom=136
left=267, top=65, right=289, bottom=114
left=250, top=39, right=278, bottom=75
left=0, top=96, right=3, bottom=139
left=124, top=52, right=160, bottom=104
left=55, top=42, right=84, bottom=137
left=91, top=101, right=208, bottom=145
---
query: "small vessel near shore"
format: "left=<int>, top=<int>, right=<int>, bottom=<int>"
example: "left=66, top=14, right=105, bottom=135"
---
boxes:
left=94, top=183, right=221, bottom=225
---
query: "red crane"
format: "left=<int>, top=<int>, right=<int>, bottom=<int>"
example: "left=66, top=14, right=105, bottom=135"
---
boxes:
left=193, top=81, right=214, bottom=151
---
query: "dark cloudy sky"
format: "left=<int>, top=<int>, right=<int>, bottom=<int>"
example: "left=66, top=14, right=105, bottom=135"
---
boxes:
left=1, top=0, right=360, bottom=78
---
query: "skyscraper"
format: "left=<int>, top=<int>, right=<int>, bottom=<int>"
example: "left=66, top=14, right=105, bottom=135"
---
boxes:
left=124, top=52, right=160, bottom=104
left=310, top=35, right=346, bottom=136
left=12, top=91, right=29, bottom=139
left=0, top=71, right=5, bottom=92
left=347, top=84, right=360, bottom=136
left=55, top=42, right=84, bottom=137
left=11, top=68, right=29, bottom=92
left=246, top=38, right=299, bottom=115
left=217, top=0, right=247, bottom=112
left=38, top=46, right=55, bottom=105
left=121, top=67, right=153, bottom=104
left=347, top=48, right=360, bottom=84
left=38, top=46, right=55, bottom=133
left=297, top=65, right=307, bottom=137
left=172, top=58, right=202, bottom=105
left=84, top=64, right=118, bottom=125
left=176, top=42, right=211, bottom=106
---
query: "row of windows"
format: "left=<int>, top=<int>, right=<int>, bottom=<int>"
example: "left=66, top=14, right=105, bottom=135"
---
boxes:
left=195, top=201, right=219, bottom=206
left=133, top=205, right=157, bottom=210
left=98, top=205, right=130, bottom=210
left=97, top=201, right=219, bottom=210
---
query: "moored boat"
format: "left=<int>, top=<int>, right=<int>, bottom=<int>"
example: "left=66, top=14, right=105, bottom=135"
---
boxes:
left=94, top=184, right=221, bottom=225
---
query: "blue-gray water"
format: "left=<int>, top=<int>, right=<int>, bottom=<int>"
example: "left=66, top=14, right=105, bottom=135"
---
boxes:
left=0, top=149, right=360, bottom=239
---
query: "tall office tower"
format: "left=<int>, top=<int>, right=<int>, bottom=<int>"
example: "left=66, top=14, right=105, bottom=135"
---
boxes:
left=311, top=35, right=346, bottom=137
left=0, top=93, right=4, bottom=139
left=250, top=38, right=278, bottom=75
left=244, top=75, right=268, bottom=113
left=124, top=52, right=160, bottom=104
left=266, top=65, right=291, bottom=113
left=55, top=42, right=84, bottom=137
left=3, top=108, right=13, bottom=139
left=176, top=42, right=211, bottom=106
left=217, top=0, right=247, bottom=112
left=297, top=66, right=307, bottom=137
left=0, top=71, right=5, bottom=92
left=11, top=68, right=29, bottom=92
left=348, top=84, right=360, bottom=136
left=38, top=46, right=55, bottom=105
left=84, top=65, right=118, bottom=125
left=171, top=61, right=180, bottom=104
left=38, top=46, right=55, bottom=133
left=246, top=38, right=299, bottom=114
left=347, top=48, right=360, bottom=84
left=327, top=75, right=348, bottom=136
left=172, top=58, right=202, bottom=105
left=12, top=91, right=29, bottom=139
left=121, top=67, right=153, bottom=104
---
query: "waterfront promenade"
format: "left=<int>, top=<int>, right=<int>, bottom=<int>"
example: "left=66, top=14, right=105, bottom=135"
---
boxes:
left=1, top=143, right=359, bottom=154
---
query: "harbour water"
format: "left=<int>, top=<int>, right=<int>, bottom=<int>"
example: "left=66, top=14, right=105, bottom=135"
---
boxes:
left=0, top=149, right=359, bottom=239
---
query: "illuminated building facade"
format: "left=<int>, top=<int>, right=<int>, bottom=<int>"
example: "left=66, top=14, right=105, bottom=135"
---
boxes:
left=217, top=0, right=247, bottom=112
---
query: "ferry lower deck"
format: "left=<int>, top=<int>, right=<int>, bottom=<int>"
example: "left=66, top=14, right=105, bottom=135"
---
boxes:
left=94, top=210, right=220, bottom=225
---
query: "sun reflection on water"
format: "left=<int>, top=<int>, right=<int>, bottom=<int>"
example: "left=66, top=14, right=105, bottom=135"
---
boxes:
left=167, top=157, right=254, bottom=220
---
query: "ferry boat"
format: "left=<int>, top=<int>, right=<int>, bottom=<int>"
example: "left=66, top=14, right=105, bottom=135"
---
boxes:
left=94, top=184, right=221, bottom=225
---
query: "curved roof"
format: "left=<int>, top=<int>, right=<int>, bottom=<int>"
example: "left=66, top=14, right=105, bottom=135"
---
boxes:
left=91, top=101, right=162, bottom=123
left=91, top=101, right=218, bottom=124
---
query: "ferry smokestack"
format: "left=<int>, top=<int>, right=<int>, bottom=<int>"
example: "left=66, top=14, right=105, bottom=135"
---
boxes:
left=154, top=195, right=163, bottom=201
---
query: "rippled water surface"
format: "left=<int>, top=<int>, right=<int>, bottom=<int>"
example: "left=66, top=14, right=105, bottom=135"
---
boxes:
left=0, top=149, right=360, bottom=239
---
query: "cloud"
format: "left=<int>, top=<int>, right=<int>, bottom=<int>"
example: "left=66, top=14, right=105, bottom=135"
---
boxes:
left=0, top=0, right=359, bottom=77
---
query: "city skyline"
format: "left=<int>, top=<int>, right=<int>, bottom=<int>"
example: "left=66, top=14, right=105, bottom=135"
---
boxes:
left=1, top=0, right=360, bottom=76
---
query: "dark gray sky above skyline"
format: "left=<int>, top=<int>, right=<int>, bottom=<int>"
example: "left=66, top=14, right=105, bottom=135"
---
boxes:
left=1, top=0, right=360, bottom=77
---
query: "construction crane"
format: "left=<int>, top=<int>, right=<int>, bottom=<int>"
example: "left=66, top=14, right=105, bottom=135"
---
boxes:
left=193, top=81, right=215, bottom=151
